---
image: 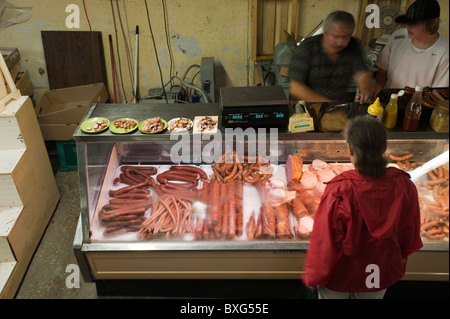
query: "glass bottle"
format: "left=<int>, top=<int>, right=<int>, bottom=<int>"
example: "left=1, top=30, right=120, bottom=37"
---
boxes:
left=382, top=93, right=398, bottom=129
left=402, top=85, right=423, bottom=131
left=430, top=100, right=449, bottom=132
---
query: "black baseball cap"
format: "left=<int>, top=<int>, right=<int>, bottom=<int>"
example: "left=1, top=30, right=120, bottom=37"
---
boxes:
left=395, top=0, right=440, bottom=24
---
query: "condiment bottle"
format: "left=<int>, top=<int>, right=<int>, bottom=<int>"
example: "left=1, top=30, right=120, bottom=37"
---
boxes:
left=430, top=100, right=449, bottom=132
left=367, top=97, right=384, bottom=122
left=382, top=93, right=398, bottom=129
left=402, top=85, right=422, bottom=131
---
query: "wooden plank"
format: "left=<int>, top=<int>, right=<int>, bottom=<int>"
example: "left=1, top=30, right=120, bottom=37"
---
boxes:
left=41, top=31, right=107, bottom=90
left=251, top=0, right=258, bottom=61
left=278, top=0, right=289, bottom=44
left=264, top=1, right=276, bottom=55
left=289, top=0, right=298, bottom=38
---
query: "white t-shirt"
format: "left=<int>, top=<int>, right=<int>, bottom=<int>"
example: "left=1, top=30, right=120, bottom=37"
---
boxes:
left=376, top=29, right=449, bottom=89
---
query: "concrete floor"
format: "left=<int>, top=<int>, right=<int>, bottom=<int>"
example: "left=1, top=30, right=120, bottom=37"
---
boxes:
left=13, top=146, right=449, bottom=299
left=15, top=170, right=97, bottom=299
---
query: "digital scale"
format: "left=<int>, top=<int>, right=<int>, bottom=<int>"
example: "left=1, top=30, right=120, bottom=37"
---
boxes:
left=220, top=85, right=290, bottom=127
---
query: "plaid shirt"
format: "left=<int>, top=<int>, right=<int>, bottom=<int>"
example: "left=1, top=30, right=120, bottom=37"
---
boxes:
left=289, top=35, right=368, bottom=101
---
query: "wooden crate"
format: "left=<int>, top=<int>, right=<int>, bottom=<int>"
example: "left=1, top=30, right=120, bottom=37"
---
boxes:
left=0, top=96, right=60, bottom=299
left=0, top=50, right=21, bottom=112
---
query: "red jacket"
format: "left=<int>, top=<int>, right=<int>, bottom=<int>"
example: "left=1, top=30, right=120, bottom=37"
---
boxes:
left=302, top=167, right=423, bottom=292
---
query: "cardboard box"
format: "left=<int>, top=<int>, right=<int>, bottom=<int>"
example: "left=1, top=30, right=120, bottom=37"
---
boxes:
left=36, top=83, right=108, bottom=124
left=0, top=47, right=20, bottom=70
left=35, top=83, right=108, bottom=140
left=9, top=63, right=20, bottom=81
left=38, top=123, right=79, bottom=141
left=14, top=70, right=33, bottom=96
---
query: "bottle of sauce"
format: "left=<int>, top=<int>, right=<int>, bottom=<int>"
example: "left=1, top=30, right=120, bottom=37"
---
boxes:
left=367, top=97, right=384, bottom=122
left=402, top=85, right=423, bottom=131
left=382, top=93, right=398, bottom=129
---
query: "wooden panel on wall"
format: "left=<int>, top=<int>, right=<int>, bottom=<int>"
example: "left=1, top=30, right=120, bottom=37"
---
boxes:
left=252, top=0, right=299, bottom=61
left=41, top=31, right=107, bottom=90
left=355, top=0, right=411, bottom=47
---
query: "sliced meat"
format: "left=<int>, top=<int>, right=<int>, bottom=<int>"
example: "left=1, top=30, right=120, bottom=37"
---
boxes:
left=316, top=168, right=336, bottom=183
left=300, top=170, right=318, bottom=189
left=295, top=216, right=314, bottom=239
left=310, top=159, right=329, bottom=171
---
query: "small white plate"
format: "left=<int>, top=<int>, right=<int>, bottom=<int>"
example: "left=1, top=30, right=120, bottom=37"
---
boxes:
left=167, top=117, right=193, bottom=132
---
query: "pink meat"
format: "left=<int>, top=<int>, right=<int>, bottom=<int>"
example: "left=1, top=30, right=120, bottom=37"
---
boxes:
left=313, top=181, right=327, bottom=198
left=330, top=164, right=353, bottom=175
left=296, top=216, right=314, bottom=239
left=300, top=170, right=318, bottom=189
left=310, top=159, right=329, bottom=171
left=317, top=168, right=336, bottom=183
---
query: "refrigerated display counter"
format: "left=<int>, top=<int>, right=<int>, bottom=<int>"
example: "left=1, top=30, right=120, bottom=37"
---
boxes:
left=73, top=102, right=449, bottom=283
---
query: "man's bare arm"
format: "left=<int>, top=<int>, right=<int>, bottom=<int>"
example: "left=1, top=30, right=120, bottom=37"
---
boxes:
left=289, top=80, right=334, bottom=102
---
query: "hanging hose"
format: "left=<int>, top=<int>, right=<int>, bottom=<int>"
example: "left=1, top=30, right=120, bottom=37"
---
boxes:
left=109, top=35, right=117, bottom=103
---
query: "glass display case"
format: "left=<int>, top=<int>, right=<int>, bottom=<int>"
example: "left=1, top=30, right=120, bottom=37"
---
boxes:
left=73, top=103, right=449, bottom=283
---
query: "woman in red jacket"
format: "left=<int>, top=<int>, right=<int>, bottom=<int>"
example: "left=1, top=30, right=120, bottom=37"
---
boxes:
left=302, top=116, right=423, bottom=299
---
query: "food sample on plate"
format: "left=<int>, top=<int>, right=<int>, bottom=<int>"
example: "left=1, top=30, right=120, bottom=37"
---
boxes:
left=82, top=118, right=109, bottom=133
left=168, top=117, right=193, bottom=132
left=140, top=117, right=166, bottom=133
left=193, top=115, right=218, bottom=134
left=111, top=118, right=138, bottom=133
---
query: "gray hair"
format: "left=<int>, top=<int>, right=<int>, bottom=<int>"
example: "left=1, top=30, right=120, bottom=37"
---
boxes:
left=323, top=11, right=356, bottom=33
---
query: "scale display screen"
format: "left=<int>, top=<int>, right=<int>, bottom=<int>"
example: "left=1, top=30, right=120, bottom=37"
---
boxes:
left=220, top=86, right=290, bottom=128
left=222, top=108, right=289, bottom=127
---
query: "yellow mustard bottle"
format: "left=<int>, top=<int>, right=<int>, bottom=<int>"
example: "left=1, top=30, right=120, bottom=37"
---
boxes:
left=382, top=93, right=398, bottom=129
left=367, top=97, right=384, bottom=122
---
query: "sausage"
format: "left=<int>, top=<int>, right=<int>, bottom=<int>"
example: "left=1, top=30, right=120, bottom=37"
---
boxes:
left=235, top=180, right=244, bottom=236
left=111, top=192, right=151, bottom=199
left=209, top=180, right=221, bottom=231
left=273, top=203, right=293, bottom=239
left=243, top=169, right=261, bottom=184
left=227, top=181, right=236, bottom=238
left=427, top=177, right=448, bottom=186
left=389, top=153, right=414, bottom=162
left=246, top=211, right=256, bottom=240
left=169, top=165, right=208, bottom=180
left=254, top=209, right=263, bottom=239
left=291, top=197, right=309, bottom=219
left=100, top=206, right=148, bottom=220
left=219, top=181, right=228, bottom=236
left=156, top=171, right=199, bottom=186
left=103, top=226, right=141, bottom=237
left=108, top=198, right=150, bottom=205
left=121, top=165, right=157, bottom=176
left=109, top=180, right=149, bottom=197
left=158, top=185, right=199, bottom=202
left=261, top=205, right=276, bottom=238
left=195, top=182, right=209, bottom=239
left=224, top=163, right=238, bottom=181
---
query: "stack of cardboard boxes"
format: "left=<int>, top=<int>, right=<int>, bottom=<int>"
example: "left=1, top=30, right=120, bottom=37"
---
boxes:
left=1, top=47, right=33, bottom=97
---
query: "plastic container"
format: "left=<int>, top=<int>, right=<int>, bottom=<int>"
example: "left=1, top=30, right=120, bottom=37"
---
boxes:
left=56, top=141, right=78, bottom=172
left=367, top=97, right=384, bottom=122
left=430, top=100, right=449, bottom=132
left=382, top=94, right=398, bottom=129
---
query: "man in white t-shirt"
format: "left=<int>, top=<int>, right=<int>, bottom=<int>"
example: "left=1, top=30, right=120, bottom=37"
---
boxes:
left=375, top=0, right=449, bottom=93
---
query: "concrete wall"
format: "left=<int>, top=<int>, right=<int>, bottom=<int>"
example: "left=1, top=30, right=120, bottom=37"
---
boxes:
left=1, top=0, right=448, bottom=104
